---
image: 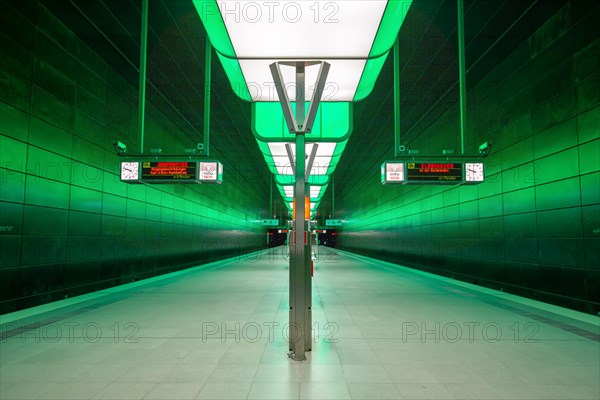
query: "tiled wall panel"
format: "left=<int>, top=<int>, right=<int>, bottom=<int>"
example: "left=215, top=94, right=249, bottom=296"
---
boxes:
left=337, top=2, right=600, bottom=314
left=0, top=1, right=267, bottom=313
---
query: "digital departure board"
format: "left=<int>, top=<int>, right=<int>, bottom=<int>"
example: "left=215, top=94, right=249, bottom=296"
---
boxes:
left=381, top=160, right=485, bottom=185
left=406, top=162, right=463, bottom=183
left=141, top=161, right=199, bottom=183
left=120, top=160, right=223, bottom=184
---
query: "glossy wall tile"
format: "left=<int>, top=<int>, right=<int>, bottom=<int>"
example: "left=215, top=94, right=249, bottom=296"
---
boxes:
left=0, top=0, right=270, bottom=314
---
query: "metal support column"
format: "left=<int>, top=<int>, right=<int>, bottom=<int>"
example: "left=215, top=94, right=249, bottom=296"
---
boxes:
left=332, top=175, right=335, bottom=215
left=290, top=63, right=308, bottom=360
left=137, top=0, right=149, bottom=153
left=269, top=174, right=273, bottom=218
left=203, top=37, right=211, bottom=156
left=457, top=0, right=467, bottom=154
left=303, top=180, right=312, bottom=352
left=269, top=61, right=329, bottom=361
left=394, top=37, right=401, bottom=157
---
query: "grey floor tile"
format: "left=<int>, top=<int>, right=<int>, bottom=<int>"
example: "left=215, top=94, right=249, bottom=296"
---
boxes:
left=1, top=247, right=597, bottom=400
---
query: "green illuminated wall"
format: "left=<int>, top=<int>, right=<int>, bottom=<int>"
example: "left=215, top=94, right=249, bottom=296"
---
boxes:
left=0, top=1, right=268, bottom=313
left=336, top=2, right=600, bottom=313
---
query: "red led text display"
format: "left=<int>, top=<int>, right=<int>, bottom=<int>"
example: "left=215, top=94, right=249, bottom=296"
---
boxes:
left=142, top=161, right=198, bottom=182
left=406, top=162, right=463, bottom=182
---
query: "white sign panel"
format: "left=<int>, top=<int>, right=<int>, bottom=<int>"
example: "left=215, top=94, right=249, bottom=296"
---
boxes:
left=386, top=162, right=405, bottom=182
left=199, top=162, right=218, bottom=181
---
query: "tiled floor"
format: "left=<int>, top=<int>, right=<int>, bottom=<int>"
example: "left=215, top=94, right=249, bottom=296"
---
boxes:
left=1, top=247, right=599, bottom=399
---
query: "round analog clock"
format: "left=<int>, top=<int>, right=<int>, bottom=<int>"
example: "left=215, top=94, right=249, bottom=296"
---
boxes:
left=120, top=161, right=139, bottom=181
left=465, top=162, right=484, bottom=182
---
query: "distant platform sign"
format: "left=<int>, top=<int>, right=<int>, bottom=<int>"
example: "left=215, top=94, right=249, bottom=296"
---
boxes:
left=326, top=220, right=342, bottom=226
left=261, top=219, right=279, bottom=226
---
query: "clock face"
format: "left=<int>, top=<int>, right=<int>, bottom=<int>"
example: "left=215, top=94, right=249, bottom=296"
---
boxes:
left=120, top=162, right=139, bottom=181
left=465, top=162, right=484, bottom=182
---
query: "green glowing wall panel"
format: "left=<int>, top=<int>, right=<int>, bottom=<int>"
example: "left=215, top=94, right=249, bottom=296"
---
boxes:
left=0, top=1, right=268, bottom=314
left=335, top=2, right=600, bottom=314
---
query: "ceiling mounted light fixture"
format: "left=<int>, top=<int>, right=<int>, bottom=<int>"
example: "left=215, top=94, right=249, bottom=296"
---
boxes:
left=194, top=0, right=413, bottom=102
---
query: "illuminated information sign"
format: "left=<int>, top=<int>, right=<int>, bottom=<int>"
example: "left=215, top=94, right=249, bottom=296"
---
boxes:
left=406, top=162, right=463, bottom=183
left=381, top=161, right=484, bottom=185
left=142, top=161, right=198, bottom=182
left=120, top=160, right=223, bottom=184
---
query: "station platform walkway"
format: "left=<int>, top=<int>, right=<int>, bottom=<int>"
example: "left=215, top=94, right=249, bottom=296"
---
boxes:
left=1, top=247, right=599, bottom=400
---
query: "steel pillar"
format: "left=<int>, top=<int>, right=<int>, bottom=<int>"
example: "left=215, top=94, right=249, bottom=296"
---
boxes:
left=269, top=61, right=329, bottom=361
left=203, top=37, right=211, bottom=156
left=137, top=0, right=148, bottom=153
left=458, top=0, right=467, bottom=154
left=290, top=63, right=308, bottom=360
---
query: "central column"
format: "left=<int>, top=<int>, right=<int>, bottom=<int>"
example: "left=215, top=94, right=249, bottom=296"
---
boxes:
left=290, top=63, right=309, bottom=360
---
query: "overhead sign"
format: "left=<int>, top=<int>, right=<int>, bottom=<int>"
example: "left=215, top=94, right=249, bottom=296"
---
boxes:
left=120, top=160, right=223, bottom=184
left=261, top=219, right=279, bottom=226
left=381, top=161, right=485, bottom=185
left=326, top=220, right=342, bottom=226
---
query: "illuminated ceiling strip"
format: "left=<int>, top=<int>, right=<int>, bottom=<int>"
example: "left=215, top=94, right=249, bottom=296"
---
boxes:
left=263, top=142, right=344, bottom=177
left=193, top=0, right=413, bottom=102
left=253, top=101, right=348, bottom=214
left=279, top=185, right=323, bottom=202
left=281, top=187, right=321, bottom=199
left=256, top=139, right=346, bottom=213
left=276, top=174, right=329, bottom=186
left=214, top=2, right=387, bottom=59
left=252, top=102, right=352, bottom=142
left=238, top=59, right=376, bottom=102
